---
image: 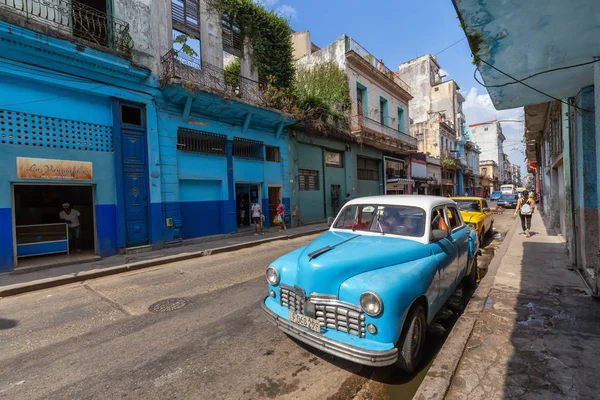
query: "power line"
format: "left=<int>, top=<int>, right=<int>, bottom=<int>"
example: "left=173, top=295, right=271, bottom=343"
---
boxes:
left=472, top=54, right=594, bottom=114
left=435, top=37, right=466, bottom=56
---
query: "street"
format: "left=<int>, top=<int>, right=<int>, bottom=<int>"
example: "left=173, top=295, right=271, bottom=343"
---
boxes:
left=0, top=213, right=515, bottom=400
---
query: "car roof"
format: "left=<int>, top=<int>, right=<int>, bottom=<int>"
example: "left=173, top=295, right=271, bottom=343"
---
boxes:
left=450, top=197, right=484, bottom=201
left=346, top=195, right=454, bottom=209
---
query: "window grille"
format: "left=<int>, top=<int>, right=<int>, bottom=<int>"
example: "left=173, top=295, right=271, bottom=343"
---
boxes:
left=233, top=137, right=263, bottom=160
left=0, top=109, right=113, bottom=152
left=266, top=146, right=280, bottom=162
left=325, top=150, right=343, bottom=167
left=177, top=128, right=226, bottom=155
left=299, top=169, right=319, bottom=191
left=172, top=0, right=199, bottom=30
left=549, top=103, right=563, bottom=157
left=357, top=157, right=379, bottom=181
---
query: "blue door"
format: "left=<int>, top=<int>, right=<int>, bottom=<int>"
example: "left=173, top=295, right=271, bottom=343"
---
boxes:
left=446, top=205, right=469, bottom=285
left=430, top=207, right=458, bottom=309
left=119, top=104, right=149, bottom=247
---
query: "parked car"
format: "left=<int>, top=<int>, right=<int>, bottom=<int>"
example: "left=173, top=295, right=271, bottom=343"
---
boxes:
left=450, top=197, right=494, bottom=246
left=262, top=196, right=480, bottom=372
left=490, top=191, right=503, bottom=200
left=498, top=194, right=519, bottom=208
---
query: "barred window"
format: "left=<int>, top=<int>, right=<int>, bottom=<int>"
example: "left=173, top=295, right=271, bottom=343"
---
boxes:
left=357, top=157, right=379, bottom=181
left=299, top=169, right=319, bottom=191
left=325, top=150, right=343, bottom=167
left=266, top=146, right=280, bottom=162
left=233, top=137, right=263, bottom=160
left=177, top=128, right=226, bottom=155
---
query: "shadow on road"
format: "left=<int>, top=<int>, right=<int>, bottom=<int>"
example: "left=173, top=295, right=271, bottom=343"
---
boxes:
left=0, top=318, right=19, bottom=330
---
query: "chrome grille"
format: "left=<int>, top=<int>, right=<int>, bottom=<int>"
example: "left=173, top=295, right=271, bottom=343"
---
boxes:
left=314, top=302, right=366, bottom=337
left=279, top=286, right=305, bottom=313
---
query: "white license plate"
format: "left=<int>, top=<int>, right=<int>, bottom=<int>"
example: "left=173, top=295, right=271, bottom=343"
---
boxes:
left=288, top=310, right=321, bottom=332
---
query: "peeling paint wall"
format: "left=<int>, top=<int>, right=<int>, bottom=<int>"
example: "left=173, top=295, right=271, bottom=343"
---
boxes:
left=398, top=55, right=436, bottom=124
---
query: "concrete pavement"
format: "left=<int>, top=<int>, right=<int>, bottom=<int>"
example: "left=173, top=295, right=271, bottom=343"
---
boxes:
left=415, top=212, right=600, bottom=399
left=0, top=223, right=327, bottom=298
left=0, top=234, right=369, bottom=400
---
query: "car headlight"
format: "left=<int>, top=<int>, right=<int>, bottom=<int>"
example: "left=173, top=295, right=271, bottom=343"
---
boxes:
left=265, top=267, right=280, bottom=285
left=360, top=291, right=383, bottom=316
left=467, top=223, right=477, bottom=230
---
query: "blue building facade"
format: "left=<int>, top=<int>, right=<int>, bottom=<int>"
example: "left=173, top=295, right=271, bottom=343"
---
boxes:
left=0, top=0, right=294, bottom=272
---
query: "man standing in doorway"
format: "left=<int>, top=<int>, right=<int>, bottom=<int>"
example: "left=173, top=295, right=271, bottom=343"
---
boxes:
left=251, top=199, right=264, bottom=236
left=59, top=203, right=81, bottom=252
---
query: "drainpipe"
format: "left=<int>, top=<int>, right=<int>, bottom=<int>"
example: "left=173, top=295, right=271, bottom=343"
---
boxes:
left=596, top=249, right=600, bottom=296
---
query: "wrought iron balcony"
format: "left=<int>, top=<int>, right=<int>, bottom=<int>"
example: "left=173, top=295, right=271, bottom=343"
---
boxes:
left=345, top=37, right=411, bottom=94
left=161, top=49, right=270, bottom=107
left=351, top=114, right=418, bottom=148
left=0, top=0, right=134, bottom=57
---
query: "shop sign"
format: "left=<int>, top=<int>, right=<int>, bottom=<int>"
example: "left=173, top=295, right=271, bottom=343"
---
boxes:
left=17, top=157, right=93, bottom=181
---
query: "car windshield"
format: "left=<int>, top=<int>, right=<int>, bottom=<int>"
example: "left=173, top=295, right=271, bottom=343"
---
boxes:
left=454, top=200, right=481, bottom=212
left=500, top=195, right=517, bottom=201
left=333, top=204, right=426, bottom=237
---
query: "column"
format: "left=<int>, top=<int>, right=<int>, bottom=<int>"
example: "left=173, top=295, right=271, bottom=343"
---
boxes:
left=562, top=101, right=576, bottom=265
left=222, top=140, right=237, bottom=234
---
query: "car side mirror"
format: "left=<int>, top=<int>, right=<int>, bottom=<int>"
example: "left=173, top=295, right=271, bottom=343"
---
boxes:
left=431, top=229, right=449, bottom=241
left=327, top=217, right=334, bottom=227
left=483, top=208, right=490, bottom=213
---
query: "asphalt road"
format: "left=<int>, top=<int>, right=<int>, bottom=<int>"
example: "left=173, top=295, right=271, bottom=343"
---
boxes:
left=0, top=214, right=515, bottom=400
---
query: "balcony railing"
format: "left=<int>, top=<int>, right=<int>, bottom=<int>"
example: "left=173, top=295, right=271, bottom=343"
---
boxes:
left=350, top=114, right=418, bottom=147
left=345, top=37, right=411, bottom=94
left=161, top=49, right=268, bottom=107
left=0, top=0, right=134, bottom=57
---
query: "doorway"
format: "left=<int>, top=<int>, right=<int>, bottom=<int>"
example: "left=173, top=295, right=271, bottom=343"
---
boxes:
left=12, top=184, right=96, bottom=268
left=235, top=183, right=261, bottom=228
left=268, top=186, right=282, bottom=225
left=330, top=184, right=341, bottom=217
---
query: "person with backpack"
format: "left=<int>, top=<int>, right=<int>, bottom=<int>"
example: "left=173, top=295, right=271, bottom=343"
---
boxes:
left=515, top=190, right=535, bottom=237
left=251, top=199, right=264, bottom=236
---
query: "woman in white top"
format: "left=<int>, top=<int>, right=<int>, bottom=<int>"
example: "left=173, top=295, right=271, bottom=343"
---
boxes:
left=251, top=199, right=264, bottom=235
left=59, top=203, right=82, bottom=252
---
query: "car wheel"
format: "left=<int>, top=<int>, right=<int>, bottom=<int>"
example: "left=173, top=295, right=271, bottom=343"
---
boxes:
left=463, top=257, right=478, bottom=289
left=479, top=230, right=484, bottom=247
left=395, top=304, right=426, bottom=373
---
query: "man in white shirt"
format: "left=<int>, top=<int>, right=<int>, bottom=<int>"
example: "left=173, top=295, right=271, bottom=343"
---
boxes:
left=59, top=203, right=81, bottom=252
left=250, top=199, right=264, bottom=235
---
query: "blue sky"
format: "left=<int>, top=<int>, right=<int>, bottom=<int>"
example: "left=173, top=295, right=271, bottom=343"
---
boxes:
left=258, top=0, right=527, bottom=172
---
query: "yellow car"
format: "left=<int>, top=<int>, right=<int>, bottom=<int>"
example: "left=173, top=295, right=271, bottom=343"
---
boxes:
left=450, top=197, right=494, bottom=246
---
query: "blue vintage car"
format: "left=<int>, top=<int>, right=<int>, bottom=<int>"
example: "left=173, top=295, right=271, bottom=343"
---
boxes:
left=262, top=196, right=480, bottom=372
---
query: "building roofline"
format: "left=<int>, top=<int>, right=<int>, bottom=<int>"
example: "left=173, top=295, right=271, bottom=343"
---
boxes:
left=468, top=120, right=498, bottom=128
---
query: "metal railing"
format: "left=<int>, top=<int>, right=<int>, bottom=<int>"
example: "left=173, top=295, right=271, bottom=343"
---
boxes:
left=350, top=114, right=418, bottom=147
left=345, top=37, right=411, bottom=94
left=161, top=49, right=269, bottom=107
left=0, top=0, right=134, bottom=57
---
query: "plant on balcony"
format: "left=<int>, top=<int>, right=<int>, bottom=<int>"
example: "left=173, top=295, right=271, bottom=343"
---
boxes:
left=441, top=157, right=457, bottom=169
left=224, top=57, right=241, bottom=90
left=207, top=0, right=295, bottom=89
left=294, top=61, right=352, bottom=132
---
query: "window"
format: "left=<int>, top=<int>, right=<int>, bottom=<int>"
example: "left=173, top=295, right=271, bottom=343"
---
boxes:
left=379, top=97, right=388, bottom=126
left=266, top=146, right=280, bottom=162
left=172, top=29, right=201, bottom=66
left=446, top=206, right=462, bottom=230
left=299, top=169, right=319, bottom=191
left=172, top=0, right=199, bottom=30
left=177, top=128, right=227, bottom=155
left=434, top=87, right=439, bottom=92
left=397, top=107, right=405, bottom=132
left=233, top=137, right=263, bottom=160
left=484, top=127, right=488, bottom=131
left=334, top=204, right=425, bottom=237
left=325, top=151, right=343, bottom=168
left=356, top=82, right=367, bottom=116
left=121, top=105, right=142, bottom=126
left=357, top=157, right=379, bottom=181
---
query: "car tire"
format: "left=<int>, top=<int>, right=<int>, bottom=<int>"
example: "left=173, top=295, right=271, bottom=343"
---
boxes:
left=395, top=304, right=426, bottom=373
left=479, top=230, right=484, bottom=247
left=463, top=257, right=478, bottom=289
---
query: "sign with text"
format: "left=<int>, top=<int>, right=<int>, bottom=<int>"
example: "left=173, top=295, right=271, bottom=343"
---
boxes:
left=16, top=157, right=93, bottom=181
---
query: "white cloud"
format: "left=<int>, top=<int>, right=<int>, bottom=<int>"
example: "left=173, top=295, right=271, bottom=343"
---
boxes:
left=439, top=69, right=449, bottom=78
left=254, top=0, right=279, bottom=6
left=277, top=4, right=297, bottom=20
left=463, top=87, right=526, bottom=168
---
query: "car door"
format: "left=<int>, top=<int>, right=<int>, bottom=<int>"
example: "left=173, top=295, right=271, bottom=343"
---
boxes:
left=430, top=206, right=458, bottom=305
left=482, top=199, right=493, bottom=232
left=446, top=205, right=470, bottom=286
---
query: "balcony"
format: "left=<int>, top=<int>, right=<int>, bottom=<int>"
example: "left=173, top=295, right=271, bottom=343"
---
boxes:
left=344, top=37, right=411, bottom=96
left=351, top=114, right=418, bottom=148
left=0, top=0, right=134, bottom=57
left=161, top=49, right=269, bottom=108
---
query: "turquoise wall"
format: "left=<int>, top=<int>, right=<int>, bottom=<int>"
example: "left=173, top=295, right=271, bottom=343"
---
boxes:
left=297, top=142, right=325, bottom=222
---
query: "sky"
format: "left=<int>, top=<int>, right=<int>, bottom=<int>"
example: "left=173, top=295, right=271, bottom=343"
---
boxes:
left=256, top=0, right=527, bottom=173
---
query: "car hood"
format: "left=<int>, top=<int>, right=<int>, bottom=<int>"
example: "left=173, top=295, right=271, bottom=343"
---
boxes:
left=291, top=231, right=430, bottom=296
left=461, top=212, right=483, bottom=223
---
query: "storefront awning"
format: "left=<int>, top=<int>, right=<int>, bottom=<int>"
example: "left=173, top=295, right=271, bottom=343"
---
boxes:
left=386, top=178, right=415, bottom=184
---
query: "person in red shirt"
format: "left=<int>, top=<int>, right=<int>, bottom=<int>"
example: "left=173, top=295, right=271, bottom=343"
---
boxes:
left=276, top=200, right=286, bottom=231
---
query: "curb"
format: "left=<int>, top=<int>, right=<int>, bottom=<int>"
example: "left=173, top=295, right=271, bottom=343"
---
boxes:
left=0, top=228, right=326, bottom=298
left=414, top=218, right=520, bottom=400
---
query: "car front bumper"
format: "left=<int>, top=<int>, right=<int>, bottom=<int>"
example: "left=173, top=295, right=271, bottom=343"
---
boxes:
left=262, top=300, right=398, bottom=367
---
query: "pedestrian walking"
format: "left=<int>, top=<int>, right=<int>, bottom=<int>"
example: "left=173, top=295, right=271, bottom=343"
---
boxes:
left=59, top=203, right=82, bottom=252
left=251, top=199, right=264, bottom=235
left=515, top=190, right=535, bottom=237
left=238, top=195, right=246, bottom=227
left=276, top=199, right=286, bottom=231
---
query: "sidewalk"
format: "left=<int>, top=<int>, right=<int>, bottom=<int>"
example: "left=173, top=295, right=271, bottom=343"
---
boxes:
left=0, top=223, right=327, bottom=297
left=416, top=212, right=600, bottom=399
